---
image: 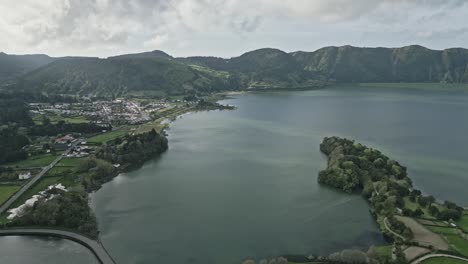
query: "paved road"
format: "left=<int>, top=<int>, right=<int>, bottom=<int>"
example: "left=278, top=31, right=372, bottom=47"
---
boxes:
left=0, top=140, right=81, bottom=215
left=0, top=228, right=116, bottom=264
left=383, top=217, right=406, bottom=240
left=411, top=253, right=468, bottom=263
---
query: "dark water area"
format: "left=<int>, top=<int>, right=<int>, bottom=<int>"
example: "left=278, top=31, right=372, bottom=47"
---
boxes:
left=0, top=236, right=99, bottom=264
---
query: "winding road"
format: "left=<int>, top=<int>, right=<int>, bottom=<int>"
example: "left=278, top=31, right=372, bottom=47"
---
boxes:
left=0, top=228, right=116, bottom=264
left=383, top=217, right=405, bottom=240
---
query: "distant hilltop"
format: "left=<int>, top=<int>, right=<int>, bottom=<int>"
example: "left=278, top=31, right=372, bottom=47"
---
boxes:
left=1, top=45, right=468, bottom=97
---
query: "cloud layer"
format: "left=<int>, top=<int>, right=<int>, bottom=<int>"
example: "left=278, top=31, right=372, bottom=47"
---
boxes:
left=1, top=0, right=467, bottom=57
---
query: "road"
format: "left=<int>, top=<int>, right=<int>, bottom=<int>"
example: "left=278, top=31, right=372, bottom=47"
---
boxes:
left=0, top=140, right=81, bottom=215
left=0, top=228, right=115, bottom=264
left=411, top=253, right=468, bottom=264
left=383, top=217, right=406, bottom=241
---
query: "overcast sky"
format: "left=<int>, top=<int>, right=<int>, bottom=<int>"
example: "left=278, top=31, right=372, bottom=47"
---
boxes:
left=1, top=0, right=468, bottom=58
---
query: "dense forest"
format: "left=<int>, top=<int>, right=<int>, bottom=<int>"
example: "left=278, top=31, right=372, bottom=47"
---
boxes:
left=0, top=127, right=30, bottom=164
left=319, top=137, right=464, bottom=221
left=96, top=128, right=168, bottom=167
left=0, top=98, right=32, bottom=164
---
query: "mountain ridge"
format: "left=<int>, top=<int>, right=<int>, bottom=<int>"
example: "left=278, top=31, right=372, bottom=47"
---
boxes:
left=2, top=45, right=468, bottom=97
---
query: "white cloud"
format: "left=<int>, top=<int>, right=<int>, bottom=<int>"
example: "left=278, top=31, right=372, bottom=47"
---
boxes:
left=0, top=0, right=467, bottom=57
left=143, top=34, right=169, bottom=48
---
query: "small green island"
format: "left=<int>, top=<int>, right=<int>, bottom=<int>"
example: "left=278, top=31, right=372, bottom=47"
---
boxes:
left=243, top=137, right=468, bottom=264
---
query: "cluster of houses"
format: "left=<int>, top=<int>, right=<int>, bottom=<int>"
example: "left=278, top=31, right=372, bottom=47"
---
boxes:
left=99, top=100, right=156, bottom=124
left=54, top=134, right=77, bottom=150
left=29, top=98, right=173, bottom=127
left=65, top=141, right=95, bottom=158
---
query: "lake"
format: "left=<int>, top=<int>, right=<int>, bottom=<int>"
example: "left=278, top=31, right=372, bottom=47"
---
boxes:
left=3, top=85, right=468, bottom=263
left=90, top=85, right=468, bottom=263
left=0, top=235, right=99, bottom=263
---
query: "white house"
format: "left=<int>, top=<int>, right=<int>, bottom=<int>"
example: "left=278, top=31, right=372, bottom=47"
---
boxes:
left=18, top=172, right=32, bottom=180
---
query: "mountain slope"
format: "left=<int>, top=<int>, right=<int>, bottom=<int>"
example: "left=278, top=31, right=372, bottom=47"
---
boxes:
left=108, top=50, right=173, bottom=60
left=0, top=52, right=56, bottom=83
left=291, top=45, right=468, bottom=82
left=5, top=45, right=468, bottom=97
left=180, top=48, right=324, bottom=89
left=14, top=56, right=236, bottom=97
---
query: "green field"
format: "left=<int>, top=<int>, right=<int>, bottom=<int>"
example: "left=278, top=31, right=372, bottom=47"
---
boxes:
left=4, top=153, right=59, bottom=168
left=421, top=257, right=468, bottom=264
left=426, top=226, right=458, bottom=235
left=56, top=157, right=86, bottom=168
left=457, top=215, right=468, bottom=231
left=374, top=245, right=393, bottom=259
left=62, top=116, right=90, bottom=124
left=0, top=185, right=21, bottom=205
left=403, top=197, right=437, bottom=219
left=87, top=128, right=129, bottom=143
left=444, top=234, right=468, bottom=256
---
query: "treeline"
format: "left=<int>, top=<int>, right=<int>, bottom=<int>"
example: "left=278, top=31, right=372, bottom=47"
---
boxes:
left=11, top=189, right=98, bottom=238
left=28, top=119, right=110, bottom=136
left=0, top=126, right=30, bottom=164
left=195, top=99, right=235, bottom=110
left=78, top=157, right=116, bottom=192
left=0, top=98, right=32, bottom=124
left=96, top=128, right=168, bottom=167
left=318, top=137, right=408, bottom=193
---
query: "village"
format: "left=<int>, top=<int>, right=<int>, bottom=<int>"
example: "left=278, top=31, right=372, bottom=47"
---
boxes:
left=29, top=98, right=172, bottom=126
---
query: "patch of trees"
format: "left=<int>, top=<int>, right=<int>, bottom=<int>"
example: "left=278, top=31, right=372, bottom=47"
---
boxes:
left=0, top=98, right=32, bottom=124
left=0, top=126, right=30, bottom=164
left=28, top=119, right=109, bottom=136
left=195, top=99, right=235, bottom=110
left=388, top=216, right=414, bottom=240
left=318, top=137, right=408, bottom=194
left=95, top=129, right=168, bottom=167
left=11, top=190, right=98, bottom=238
left=77, top=157, right=116, bottom=192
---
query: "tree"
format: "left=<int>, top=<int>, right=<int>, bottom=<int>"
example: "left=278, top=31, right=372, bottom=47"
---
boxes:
left=418, top=196, right=430, bottom=207
left=413, top=208, right=424, bottom=217
left=428, top=205, right=439, bottom=216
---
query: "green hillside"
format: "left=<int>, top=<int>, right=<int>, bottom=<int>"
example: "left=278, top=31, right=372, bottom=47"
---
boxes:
left=3, top=45, right=468, bottom=97
left=14, top=56, right=237, bottom=97
left=0, top=52, right=56, bottom=83
left=291, top=45, right=468, bottom=82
